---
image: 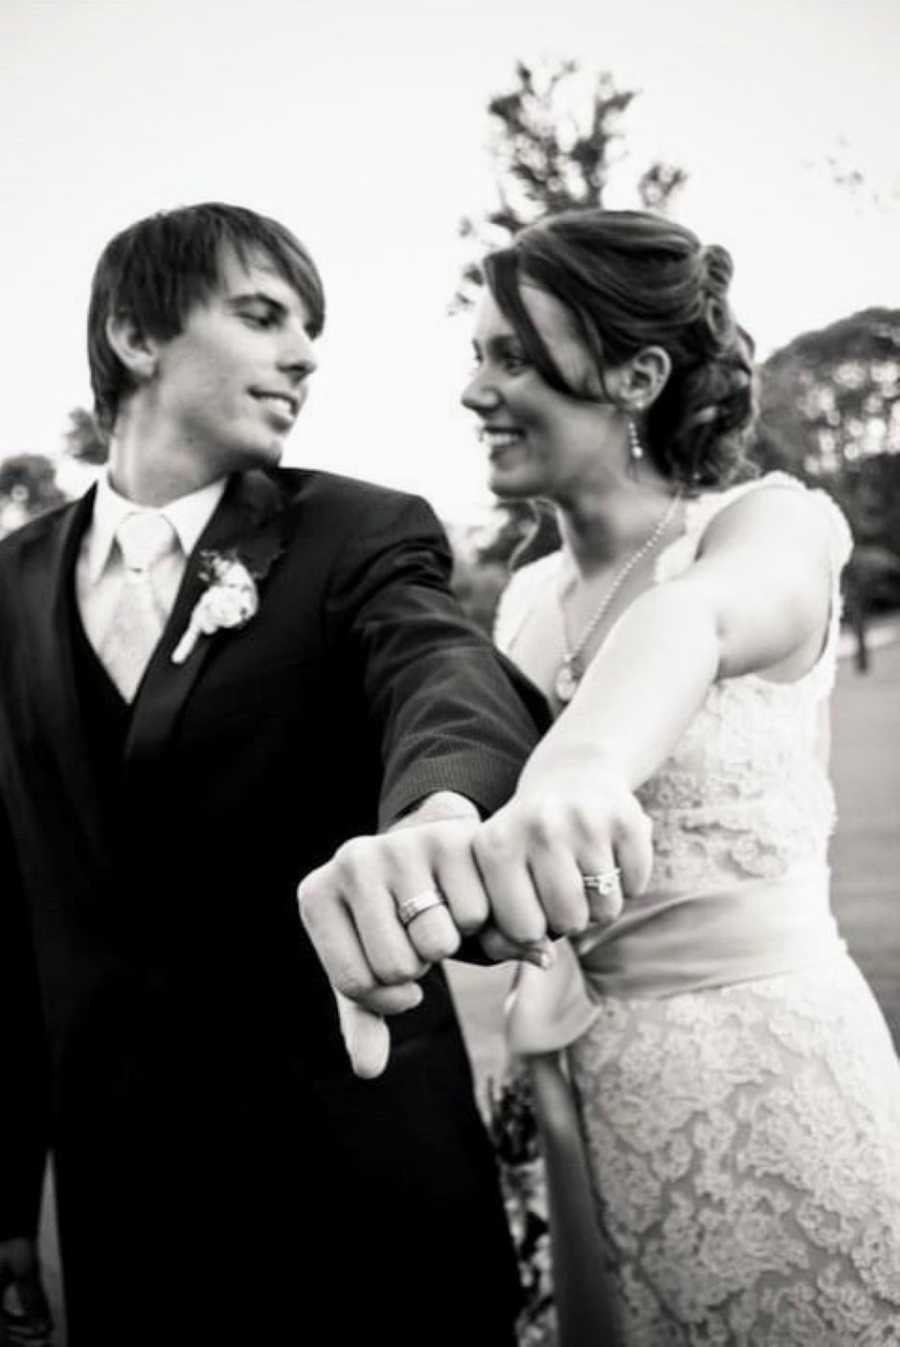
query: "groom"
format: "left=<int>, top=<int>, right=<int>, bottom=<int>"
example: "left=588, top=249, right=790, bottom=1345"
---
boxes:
left=0, top=204, right=548, bottom=1346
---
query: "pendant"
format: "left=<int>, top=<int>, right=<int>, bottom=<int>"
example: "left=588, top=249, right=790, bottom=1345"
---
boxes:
left=554, top=660, right=580, bottom=703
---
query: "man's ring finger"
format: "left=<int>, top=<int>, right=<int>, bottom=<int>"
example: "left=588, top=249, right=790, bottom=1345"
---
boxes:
left=396, top=887, right=447, bottom=928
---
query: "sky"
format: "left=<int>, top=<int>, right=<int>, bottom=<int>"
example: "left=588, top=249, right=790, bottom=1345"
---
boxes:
left=2, top=0, right=899, bottom=521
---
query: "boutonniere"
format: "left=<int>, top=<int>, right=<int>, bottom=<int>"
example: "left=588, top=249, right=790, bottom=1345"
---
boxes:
left=172, top=545, right=278, bottom=665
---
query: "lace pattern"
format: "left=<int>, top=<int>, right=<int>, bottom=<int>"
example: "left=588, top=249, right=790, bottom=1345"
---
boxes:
left=638, top=677, right=837, bottom=891
left=568, top=960, right=900, bottom=1344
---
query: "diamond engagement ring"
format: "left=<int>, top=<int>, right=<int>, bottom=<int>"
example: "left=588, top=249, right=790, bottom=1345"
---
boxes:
left=396, top=887, right=447, bottom=928
left=581, top=868, right=621, bottom=897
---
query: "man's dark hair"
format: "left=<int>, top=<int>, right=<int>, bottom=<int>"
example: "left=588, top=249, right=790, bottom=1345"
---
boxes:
left=88, top=203, right=326, bottom=431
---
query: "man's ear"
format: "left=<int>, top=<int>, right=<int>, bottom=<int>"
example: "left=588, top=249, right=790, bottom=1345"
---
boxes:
left=105, top=313, right=160, bottom=384
left=613, top=345, right=672, bottom=414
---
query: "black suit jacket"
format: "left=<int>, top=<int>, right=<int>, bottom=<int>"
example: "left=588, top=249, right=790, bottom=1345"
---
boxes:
left=0, top=467, right=545, bottom=1343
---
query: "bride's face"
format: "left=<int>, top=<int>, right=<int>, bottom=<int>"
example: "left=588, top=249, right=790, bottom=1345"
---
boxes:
left=461, top=284, right=623, bottom=504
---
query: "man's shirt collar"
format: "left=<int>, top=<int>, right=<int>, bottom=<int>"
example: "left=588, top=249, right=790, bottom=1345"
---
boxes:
left=85, top=475, right=228, bottom=583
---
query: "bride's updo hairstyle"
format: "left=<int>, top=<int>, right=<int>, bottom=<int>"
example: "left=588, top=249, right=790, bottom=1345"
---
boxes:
left=482, top=209, right=756, bottom=487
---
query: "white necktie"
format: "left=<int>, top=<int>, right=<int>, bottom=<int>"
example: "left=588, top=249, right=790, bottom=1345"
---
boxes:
left=99, top=511, right=178, bottom=701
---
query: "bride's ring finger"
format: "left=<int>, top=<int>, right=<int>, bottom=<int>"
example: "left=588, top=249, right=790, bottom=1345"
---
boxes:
left=579, top=855, right=624, bottom=927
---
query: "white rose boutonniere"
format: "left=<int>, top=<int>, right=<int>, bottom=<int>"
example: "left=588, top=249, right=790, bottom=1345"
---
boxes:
left=172, top=551, right=261, bottom=665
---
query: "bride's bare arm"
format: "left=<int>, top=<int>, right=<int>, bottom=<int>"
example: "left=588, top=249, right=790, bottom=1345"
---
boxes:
left=520, top=484, right=835, bottom=794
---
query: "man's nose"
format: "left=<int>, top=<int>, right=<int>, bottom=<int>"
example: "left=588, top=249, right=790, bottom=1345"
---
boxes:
left=279, top=326, right=317, bottom=383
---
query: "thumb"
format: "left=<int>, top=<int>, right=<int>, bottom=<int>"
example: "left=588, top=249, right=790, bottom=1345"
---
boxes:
left=335, top=992, right=391, bottom=1079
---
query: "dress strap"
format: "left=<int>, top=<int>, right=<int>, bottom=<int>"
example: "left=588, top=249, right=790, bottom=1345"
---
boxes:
left=653, top=471, right=853, bottom=696
left=655, top=471, right=851, bottom=577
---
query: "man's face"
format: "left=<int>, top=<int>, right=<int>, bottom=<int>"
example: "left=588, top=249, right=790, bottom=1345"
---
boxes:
left=149, top=247, right=317, bottom=479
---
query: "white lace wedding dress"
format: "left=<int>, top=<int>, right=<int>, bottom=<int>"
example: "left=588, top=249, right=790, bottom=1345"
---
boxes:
left=496, top=474, right=900, bottom=1345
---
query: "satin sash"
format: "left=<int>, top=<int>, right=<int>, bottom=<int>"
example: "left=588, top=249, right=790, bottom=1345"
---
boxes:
left=507, top=863, right=843, bottom=1056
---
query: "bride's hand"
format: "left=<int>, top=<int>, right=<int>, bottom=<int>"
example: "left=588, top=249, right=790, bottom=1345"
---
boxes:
left=473, top=754, right=654, bottom=940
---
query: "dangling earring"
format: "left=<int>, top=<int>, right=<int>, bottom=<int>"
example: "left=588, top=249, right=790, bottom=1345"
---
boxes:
left=627, top=415, right=644, bottom=461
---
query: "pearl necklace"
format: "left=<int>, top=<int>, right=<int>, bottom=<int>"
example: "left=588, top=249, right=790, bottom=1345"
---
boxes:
left=555, top=491, right=683, bottom=704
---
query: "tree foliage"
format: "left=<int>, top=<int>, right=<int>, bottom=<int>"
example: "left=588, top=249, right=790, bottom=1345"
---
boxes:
left=454, top=59, right=686, bottom=310
left=64, top=406, right=109, bottom=465
left=0, top=454, right=67, bottom=538
left=756, top=308, right=900, bottom=475
left=0, top=407, right=106, bottom=540
left=755, top=308, right=900, bottom=616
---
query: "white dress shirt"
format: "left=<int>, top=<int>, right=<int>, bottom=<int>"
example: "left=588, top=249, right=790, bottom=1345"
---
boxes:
left=76, top=474, right=228, bottom=658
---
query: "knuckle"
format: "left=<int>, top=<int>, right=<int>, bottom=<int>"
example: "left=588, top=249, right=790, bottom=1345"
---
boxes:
left=475, top=823, right=516, bottom=865
left=296, top=888, right=327, bottom=934
left=555, top=909, right=590, bottom=937
left=333, top=839, right=367, bottom=882
left=429, top=927, right=462, bottom=960
left=374, top=951, right=422, bottom=985
left=572, top=808, right=603, bottom=848
left=619, top=795, right=651, bottom=834
left=504, top=912, right=546, bottom=944
left=296, top=864, right=326, bottom=903
left=411, top=916, right=462, bottom=962
left=429, top=828, right=471, bottom=868
left=334, top=834, right=386, bottom=878
left=452, top=905, right=487, bottom=937
left=524, top=808, right=565, bottom=850
left=334, top=964, right=376, bottom=1000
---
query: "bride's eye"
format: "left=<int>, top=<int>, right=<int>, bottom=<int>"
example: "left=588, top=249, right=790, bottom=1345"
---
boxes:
left=502, top=349, right=530, bottom=374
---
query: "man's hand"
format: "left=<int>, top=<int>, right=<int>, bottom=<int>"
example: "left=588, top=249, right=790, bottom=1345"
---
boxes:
left=0, top=1237, right=52, bottom=1345
left=299, top=792, right=554, bottom=1076
left=299, top=809, right=493, bottom=1077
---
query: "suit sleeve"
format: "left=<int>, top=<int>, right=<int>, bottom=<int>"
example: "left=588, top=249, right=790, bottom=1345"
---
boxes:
left=325, top=492, right=550, bottom=828
left=0, top=795, right=50, bottom=1241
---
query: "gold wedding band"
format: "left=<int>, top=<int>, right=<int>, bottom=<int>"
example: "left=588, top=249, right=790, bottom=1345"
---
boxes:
left=396, top=887, right=447, bottom=928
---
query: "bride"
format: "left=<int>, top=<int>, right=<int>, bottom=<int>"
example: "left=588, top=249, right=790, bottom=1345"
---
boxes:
left=462, top=208, right=900, bottom=1344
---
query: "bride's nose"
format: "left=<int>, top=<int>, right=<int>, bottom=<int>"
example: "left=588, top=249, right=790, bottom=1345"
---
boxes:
left=461, top=367, right=501, bottom=413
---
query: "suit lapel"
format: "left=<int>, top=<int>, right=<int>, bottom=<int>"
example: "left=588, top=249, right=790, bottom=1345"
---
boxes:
left=124, top=469, right=291, bottom=769
left=19, top=486, right=110, bottom=864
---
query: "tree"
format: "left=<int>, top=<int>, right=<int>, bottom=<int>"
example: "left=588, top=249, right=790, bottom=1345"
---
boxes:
left=756, top=308, right=900, bottom=478
left=754, top=310, right=900, bottom=666
left=454, top=58, right=686, bottom=310
left=0, top=454, right=67, bottom=537
left=451, top=59, right=686, bottom=629
left=64, top=406, right=109, bottom=465
left=755, top=308, right=900, bottom=582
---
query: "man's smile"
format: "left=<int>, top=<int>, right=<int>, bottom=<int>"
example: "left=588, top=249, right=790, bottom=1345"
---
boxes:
left=251, top=389, right=300, bottom=424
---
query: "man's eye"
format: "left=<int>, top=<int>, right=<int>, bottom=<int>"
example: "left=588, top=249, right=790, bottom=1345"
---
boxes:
left=241, top=309, right=276, bottom=329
